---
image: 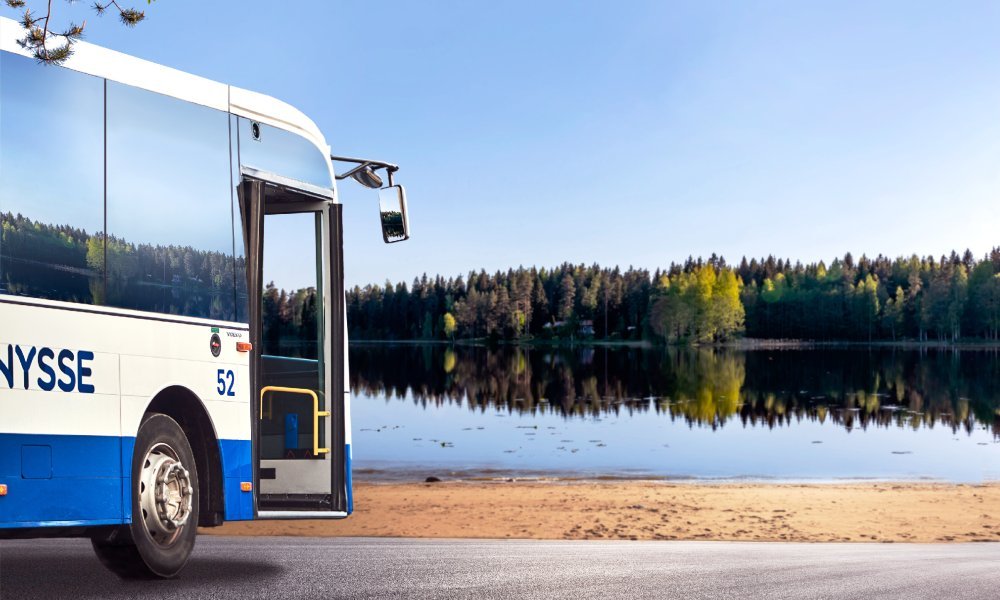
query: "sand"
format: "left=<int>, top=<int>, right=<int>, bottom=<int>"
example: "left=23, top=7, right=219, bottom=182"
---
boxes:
left=207, top=481, right=1000, bottom=543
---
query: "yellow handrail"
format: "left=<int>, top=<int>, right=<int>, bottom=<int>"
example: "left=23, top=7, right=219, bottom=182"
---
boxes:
left=259, top=386, right=331, bottom=457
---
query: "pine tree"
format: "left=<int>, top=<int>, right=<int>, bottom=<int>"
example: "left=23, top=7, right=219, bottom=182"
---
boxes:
left=557, top=273, right=575, bottom=322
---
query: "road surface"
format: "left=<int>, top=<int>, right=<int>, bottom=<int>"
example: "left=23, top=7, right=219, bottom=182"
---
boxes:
left=1, top=536, right=998, bottom=599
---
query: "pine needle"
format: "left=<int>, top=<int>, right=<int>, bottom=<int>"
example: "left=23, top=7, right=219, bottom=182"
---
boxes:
left=118, top=7, right=143, bottom=26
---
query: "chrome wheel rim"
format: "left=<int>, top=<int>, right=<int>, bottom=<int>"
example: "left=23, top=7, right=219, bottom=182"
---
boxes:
left=138, top=442, right=193, bottom=546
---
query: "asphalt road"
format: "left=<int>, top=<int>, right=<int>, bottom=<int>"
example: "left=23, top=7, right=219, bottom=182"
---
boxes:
left=1, top=536, right=998, bottom=599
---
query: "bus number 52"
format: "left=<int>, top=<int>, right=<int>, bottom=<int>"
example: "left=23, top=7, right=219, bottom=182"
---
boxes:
left=217, top=369, right=236, bottom=397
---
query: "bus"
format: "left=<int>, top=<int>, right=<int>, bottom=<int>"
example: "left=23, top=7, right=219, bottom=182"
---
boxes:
left=0, top=16, right=409, bottom=578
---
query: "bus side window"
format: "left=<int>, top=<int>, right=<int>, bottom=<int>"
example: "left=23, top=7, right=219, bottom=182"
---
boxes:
left=0, top=51, right=105, bottom=304
left=105, top=82, right=237, bottom=321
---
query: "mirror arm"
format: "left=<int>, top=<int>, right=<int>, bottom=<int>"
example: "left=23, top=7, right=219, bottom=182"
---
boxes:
left=331, top=154, right=400, bottom=183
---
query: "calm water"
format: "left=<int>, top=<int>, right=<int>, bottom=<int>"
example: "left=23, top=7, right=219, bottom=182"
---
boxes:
left=349, top=344, right=1000, bottom=482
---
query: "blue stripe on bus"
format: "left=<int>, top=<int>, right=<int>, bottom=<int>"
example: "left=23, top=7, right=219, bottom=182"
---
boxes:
left=0, top=433, right=253, bottom=528
left=220, top=439, right=253, bottom=521
left=0, top=433, right=125, bottom=528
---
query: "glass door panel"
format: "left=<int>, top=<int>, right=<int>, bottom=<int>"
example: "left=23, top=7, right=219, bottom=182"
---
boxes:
left=259, top=212, right=326, bottom=462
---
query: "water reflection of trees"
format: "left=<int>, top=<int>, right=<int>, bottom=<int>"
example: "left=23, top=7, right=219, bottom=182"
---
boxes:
left=349, top=345, right=1000, bottom=437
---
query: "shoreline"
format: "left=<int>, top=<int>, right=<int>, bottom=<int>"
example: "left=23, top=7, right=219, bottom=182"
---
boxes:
left=210, top=480, right=1000, bottom=543
left=349, top=467, right=985, bottom=485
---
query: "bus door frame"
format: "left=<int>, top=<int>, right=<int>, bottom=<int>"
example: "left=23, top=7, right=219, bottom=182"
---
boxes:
left=238, top=167, right=347, bottom=518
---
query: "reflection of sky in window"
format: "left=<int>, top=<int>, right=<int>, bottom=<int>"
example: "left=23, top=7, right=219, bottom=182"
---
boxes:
left=230, top=115, right=246, bottom=259
left=263, top=212, right=319, bottom=293
left=0, top=52, right=104, bottom=234
left=107, top=82, right=233, bottom=255
left=239, top=118, right=332, bottom=292
left=237, top=118, right=331, bottom=190
left=0, top=51, right=334, bottom=295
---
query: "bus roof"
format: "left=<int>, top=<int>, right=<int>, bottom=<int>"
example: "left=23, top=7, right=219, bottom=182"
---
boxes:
left=0, top=16, right=330, bottom=157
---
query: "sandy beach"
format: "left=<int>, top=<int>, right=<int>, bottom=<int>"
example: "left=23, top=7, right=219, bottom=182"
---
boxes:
left=209, top=481, right=1000, bottom=543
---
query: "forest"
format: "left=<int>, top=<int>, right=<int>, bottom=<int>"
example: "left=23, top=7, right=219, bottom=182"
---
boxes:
left=346, top=250, right=1000, bottom=344
left=1, top=211, right=239, bottom=320
left=5, top=211, right=999, bottom=345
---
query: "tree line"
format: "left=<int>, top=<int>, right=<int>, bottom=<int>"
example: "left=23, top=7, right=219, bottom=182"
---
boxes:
left=347, top=249, right=1000, bottom=344
left=1, top=211, right=238, bottom=320
left=740, top=251, right=1000, bottom=342
left=348, top=263, right=657, bottom=342
left=12, top=210, right=993, bottom=346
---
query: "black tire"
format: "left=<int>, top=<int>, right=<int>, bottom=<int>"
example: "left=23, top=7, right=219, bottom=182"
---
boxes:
left=92, top=413, right=199, bottom=579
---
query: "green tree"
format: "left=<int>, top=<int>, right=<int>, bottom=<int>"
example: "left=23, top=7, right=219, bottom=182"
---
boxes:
left=858, top=274, right=879, bottom=342
left=651, top=277, right=693, bottom=342
left=85, top=235, right=104, bottom=272
left=692, top=265, right=717, bottom=341
left=711, top=268, right=744, bottom=340
left=650, top=265, right=744, bottom=344
left=557, top=273, right=575, bottom=321
left=421, top=312, right=434, bottom=340
left=881, top=286, right=905, bottom=341
left=947, top=265, right=968, bottom=341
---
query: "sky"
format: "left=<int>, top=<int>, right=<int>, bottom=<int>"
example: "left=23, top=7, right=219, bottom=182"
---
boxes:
left=32, top=0, right=1000, bottom=287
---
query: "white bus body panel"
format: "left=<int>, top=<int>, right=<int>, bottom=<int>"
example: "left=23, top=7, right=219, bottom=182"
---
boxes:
left=0, top=298, right=253, bottom=527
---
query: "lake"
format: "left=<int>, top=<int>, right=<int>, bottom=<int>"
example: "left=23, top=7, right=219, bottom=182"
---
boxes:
left=348, top=344, right=1000, bottom=483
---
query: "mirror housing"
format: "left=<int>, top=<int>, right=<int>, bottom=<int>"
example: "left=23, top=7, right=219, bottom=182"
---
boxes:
left=379, top=185, right=410, bottom=243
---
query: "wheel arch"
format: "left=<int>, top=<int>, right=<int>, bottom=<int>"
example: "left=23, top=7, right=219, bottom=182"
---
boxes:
left=142, top=386, right=226, bottom=528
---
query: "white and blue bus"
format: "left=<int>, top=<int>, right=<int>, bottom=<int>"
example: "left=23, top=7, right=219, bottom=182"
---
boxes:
left=0, top=16, right=409, bottom=578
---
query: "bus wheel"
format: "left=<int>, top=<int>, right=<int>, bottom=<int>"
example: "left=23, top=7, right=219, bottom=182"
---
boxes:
left=92, top=413, right=200, bottom=579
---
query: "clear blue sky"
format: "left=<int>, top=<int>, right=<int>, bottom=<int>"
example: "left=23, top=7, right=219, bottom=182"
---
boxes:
left=53, top=1, right=1000, bottom=287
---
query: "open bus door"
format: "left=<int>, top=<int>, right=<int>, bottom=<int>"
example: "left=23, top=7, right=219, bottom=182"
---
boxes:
left=239, top=170, right=349, bottom=518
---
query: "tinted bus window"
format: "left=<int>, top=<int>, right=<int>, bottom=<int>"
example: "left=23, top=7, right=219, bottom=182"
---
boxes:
left=261, top=211, right=323, bottom=359
left=0, top=51, right=105, bottom=304
left=237, top=118, right=331, bottom=190
left=106, top=82, right=236, bottom=321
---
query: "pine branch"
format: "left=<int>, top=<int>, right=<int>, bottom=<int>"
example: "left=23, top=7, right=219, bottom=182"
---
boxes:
left=59, top=20, right=85, bottom=40
left=18, top=8, right=41, bottom=28
left=5, top=0, right=151, bottom=65
left=93, top=1, right=144, bottom=27
left=35, top=40, right=72, bottom=62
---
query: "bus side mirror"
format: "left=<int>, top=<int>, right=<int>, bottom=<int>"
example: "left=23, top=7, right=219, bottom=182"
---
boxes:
left=378, top=185, right=410, bottom=243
